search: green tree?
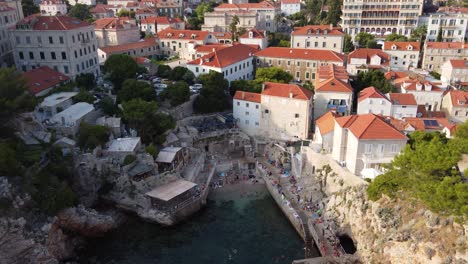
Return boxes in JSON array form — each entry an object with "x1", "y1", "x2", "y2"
[
  {"x1": 325, "y1": 0, "x2": 342, "y2": 26},
  {"x1": 343, "y1": 34, "x2": 355, "y2": 53},
  {"x1": 73, "y1": 89, "x2": 95, "y2": 104},
  {"x1": 77, "y1": 123, "x2": 109, "y2": 150},
  {"x1": 169, "y1": 66, "x2": 194, "y2": 83},
  {"x1": 385, "y1": 33, "x2": 409, "y2": 42},
  {"x1": 354, "y1": 70, "x2": 395, "y2": 93},
  {"x1": 21, "y1": 0, "x2": 39, "y2": 16},
  {"x1": 278, "y1": 40, "x2": 291, "y2": 47},
  {"x1": 366, "y1": 40, "x2": 379, "y2": 49},
  {"x1": 69, "y1": 4, "x2": 92, "y2": 21},
  {"x1": 195, "y1": 2, "x2": 214, "y2": 20},
  {"x1": 409, "y1": 25, "x2": 427, "y2": 42},
  {"x1": 355, "y1": 32, "x2": 375, "y2": 47},
  {"x1": 161, "y1": 81, "x2": 190, "y2": 106},
  {"x1": 450, "y1": 120, "x2": 468, "y2": 154},
  {"x1": 116, "y1": 9, "x2": 135, "y2": 18},
  {"x1": 187, "y1": 17, "x2": 202, "y2": 30},
  {"x1": 255, "y1": 67, "x2": 293, "y2": 83},
  {"x1": 98, "y1": 96, "x2": 119, "y2": 116},
  {"x1": 0, "y1": 68, "x2": 36, "y2": 136},
  {"x1": 0, "y1": 142, "x2": 22, "y2": 176},
  {"x1": 121, "y1": 99, "x2": 175, "y2": 144},
  {"x1": 75, "y1": 73, "x2": 95, "y2": 90},
  {"x1": 146, "y1": 143, "x2": 159, "y2": 158},
  {"x1": 117, "y1": 79, "x2": 156, "y2": 102},
  {"x1": 229, "y1": 79, "x2": 263, "y2": 95},
  {"x1": 157, "y1": 64, "x2": 172, "y2": 78},
  {"x1": 303, "y1": 0, "x2": 321, "y2": 24},
  {"x1": 193, "y1": 71, "x2": 230, "y2": 113},
  {"x1": 229, "y1": 15, "x2": 240, "y2": 41},
  {"x1": 436, "y1": 26, "x2": 443, "y2": 42},
  {"x1": 103, "y1": 54, "x2": 138, "y2": 90}
]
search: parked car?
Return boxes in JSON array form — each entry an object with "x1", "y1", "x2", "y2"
[
  {"x1": 154, "y1": 83, "x2": 167, "y2": 89},
  {"x1": 189, "y1": 83, "x2": 203, "y2": 93},
  {"x1": 152, "y1": 77, "x2": 162, "y2": 83}
]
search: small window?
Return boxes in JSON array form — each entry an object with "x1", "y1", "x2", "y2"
[
  {"x1": 255, "y1": 122, "x2": 259, "y2": 126},
  {"x1": 295, "y1": 113, "x2": 299, "y2": 118},
  {"x1": 365, "y1": 144, "x2": 372, "y2": 154},
  {"x1": 61, "y1": 52, "x2": 66, "y2": 60},
  {"x1": 29, "y1": 52, "x2": 34, "y2": 59},
  {"x1": 255, "y1": 105, "x2": 259, "y2": 109},
  {"x1": 265, "y1": 109, "x2": 269, "y2": 114},
  {"x1": 19, "y1": 51, "x2": 24, "y2": 59},
  {"x1": 40, "y1": 52, "x2": 45, "y2": 60},
  {"x1": 245, "y1": 111, "x2": 249, "y2": 115},
  {"x1": 245, "y1": 120, "x2": 249, "y2": 125},
  {"x1": 59, "y1": 36, "x2": 64, "y2": 44},
  {"x1": 48, "y1": 36, "x2": 53, "y2": 44},
  {"x1": 390, "y1": 144, "x2": 398, "y2": 153},
  {"x1": 246, "y1": 103, "x2": 249, "y2": 107},
  {"x1": 237, "y1": 102, "x2": 240, "y2": 106},
  {"x1": 51, "y1": 52, "x2": 56, "y2": 60}
]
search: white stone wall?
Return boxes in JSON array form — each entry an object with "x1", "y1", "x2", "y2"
[
  {"x1": 427, "y1": 13, "x2": 468, "y2": 42},
  {"x1": 314, "y1": 91, "x2": 353, "y2": 120},
  {"x1": 11, "y1": 25, "x2": 100, "y2": 78},
  {"x1": 403, "y1": 88, "x2": 443, "y2": 111},
  {"x1": 95, "y1": 27, "x2": 140, "y2": 47},
  {"x1": 357, "y1": 98, "x2": 392, "y2": 116},
  {"x1": 187, "y1": 57, "x2": 254, "y2": 83},
  {"x1": 69, "y1": 0, "x2": 96, "y2": 5},
  {"x1": 291, "y1": 35, "x2": 343, "y2": 53},
  {"x1": 385, "y1": 49, "x2": 419, "y2": 71},
  {"x1": 239, "y1": 36, "x2": 268, "y2": 50},
  {"x1": 0, "y1": 8, "x2": 20, "y2": 66},
  {"x1": 391, "y1": 105, "x2": 418, "y2": 118},
  {"x1": 233, "y1": 98, "x2": 261, "y2": 136},
  {"x1": 40, "y1": 3, "x2": 67, "y2": 16},
  {"x1": 281, "y1": 3, "x2": 300, "y2": 16}
]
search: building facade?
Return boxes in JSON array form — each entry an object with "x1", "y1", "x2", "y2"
[
  {"x1": 383, "y1": 41, "x2": 420, "y2": 71},
  {"x1": 10, "y1": 15, "x2": 100, "y2": 78},
  {"x1": 157, "y1": 29, "x2": 217, "y2": 59},
  {"x1": 341, "y1": 0, "x2": 424, "y2": 38},
  {"x1": 94, "y1": 17, "x2": 140, "y2": 47},
  {"x1": 0, "y1": 3, "x2": 21, "y2": 66},
  {"x1": 233, "y1": 91, "x2": 262, "y2": 136},
  {"x1": 239, "y1": 28, "x2": 268, "y2": 49},
  {"x1": 347, "y1": 48, "x2": 390, "y2": 76},
  {"x1": 422, "y1": 41, "x2": 468, "y2": 72},
  {"x1": 426, "y1": 7, "x2": 468, "y2": 43},
  {"x1": 388, "y1": 93, "x2": 418, "y2": 118},
  {"x1": 39, "y1": 0, "x2": 67, "y2": 16},
  {"x1": 357, "y1": 86, "x2": 392, "y2": 116},
  {"x1": 140, "y1": 16, "x2": 185, "y2": 34},
  {"x1": 211, "y1": 2, "x2": 278, "y2": 32},
  {"x1": 290, "y1": 25, "x2": 345, "y2": 53},
  {"x1": 441, "y1": 59, "x2": 468, "y2": 87},
  {"x1": 332, "y1": 114, "x2": 407, "y2": 176},
  {"x1": 280, "y1": 0, "x2": 300, "y2": 16},
  {"x1": 401, "y1": 80, "x2": 444, "y2": 111},
  {"x1": 97, "y1": 37, "x2": 158, "y2": 64},
  {"x1": 201, "y1": 10, "x2": 257, "y2": 32},
  {"x1": 255, "y1": 47, "x2": 345, "y2": 83},
  {"x1": 186, "y1": 43, "x2": 257, "y2": 83},
  {"x1": 441, "y1": 89, "x2": 468, "y2": 123}
]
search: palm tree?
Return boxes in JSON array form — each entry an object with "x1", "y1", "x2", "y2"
[{"x1": 229, "y1": 15, "x2": 240, "y2": 41}]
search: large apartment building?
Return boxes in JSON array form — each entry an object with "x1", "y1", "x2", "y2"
[
  {"x1": 290, "y1": 25, "x2": 345, "y2": 53},
  {"x1": 422, "y1": 41, "x2": 468, "y2": 72},
  {"x1": 426, "y1": 7, "x2": 468, "y2": 43},
  {"x1": 210, "y1": 2, "x2": 278, "y2": 32},
  {"x1": 254, "y1": 47, "x2": 345, "y2": 83},
  {"x1": 201, "y1": 10, "x2": 257, "y2": 33},
  {"x1": 341, "y1": 0, "x2": 424, "y2": 38},
  {"x1": 10, "y1": 15, "x2": 100, "y2": 78},
  {"x1": 157, "y1": 28, "x2": 217, "y2": 59},
  {"x1": 0, "y1": 2, "x2": 21, "y2": 66}
]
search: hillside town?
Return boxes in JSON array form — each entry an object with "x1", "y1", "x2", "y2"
[{"x1": 0, "y1": 0, "x2": 467, "y2": 263}]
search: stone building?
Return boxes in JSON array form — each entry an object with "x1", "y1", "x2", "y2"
[{"x1": 290, "y1": 25, "x2": 345, "y2": 53}]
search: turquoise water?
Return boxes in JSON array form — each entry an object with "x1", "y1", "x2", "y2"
[{"x1": 79, "y1": 193, "x2": 310, "y2": 264}]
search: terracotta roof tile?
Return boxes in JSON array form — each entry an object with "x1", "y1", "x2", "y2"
[
  {"x1": 383, "y1": 41, "x2": 420, "y2": 51},
  {"x1": 384, "y1": 71, "x2": 408, "y2": 80},
  {"x1": 448, "y1": 89, "x2": 468, "y2": 108},
  {"x1": 281, "y1": 0, "x2": 300, "y2": 3},
  {"x1": 22, "y1": 66, "x2": 70, "y2": 95},
  {"x1": 388, "y1": 93, "x2": 417, "y2": 105},
  {"x1": 16, "y1": 15, "x2": 91, "y2": 30},
  {"x1": 315, "y1": 78, "x2": 353, "y2": 93},
  {"x1": 194, "y1": 43, "x2": 229, "y2": 53},
  {"x1": 316, "y1": 111, "x2": 336, "y2": 135},
  {"x1": 348, "y1": 48, "x2": 390, "y2": 66},
  {"x1": 291, "y1": 25, "x2": 344, "y2": 36},
  {"x1": 358, "y1": 87, "x2": 389, "y2": 102},
  {"x1": 158, "y1": 28, "x2": 210, "y2": 41},
  {"x1": 240, "y1": 28, "x2": 266, "y2": 39},
  {"x1": 449, "y1": 59, "x2": 468, "y2": 68},
  {"x1": 261, "y1": 82, "x2": 313, "y2": 100},
  {"x1": 141, "y1": 16, "x2": 183, "y2": 24},
  {"x1": 233, "y1": 91, "x2": 261, "y2": 103},
  {"x1": 317, "y1": 64, "x2": 349, "y2": 81},
  {"x1": 255, "y1": 47, "x2": 345, "y2": 62},
  {"x1": 93, "y1": 17, "x2": 137, "y2": 30},
  {"x1": 404, "y1": 117, "x2": 451, "y2": 131},
  {"x1": 401, "y1": 80, "x2": 444, "y2": 92},
  {"x1": 187, "y1": 43, "x2": 258, "y2": 68},
  {"x1": 335, "y1": 114, "x2": 407, "y2": 140},
  {"x1": 215, "y1": 1, "x2": 276, "y2": 10},
  {"x1": 425, "y1": 41, "x2": 468, "y2": 49}
]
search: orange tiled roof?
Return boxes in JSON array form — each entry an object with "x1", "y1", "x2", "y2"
[
  {"x1": 425, "y1": 41, "x2": 468, "y2": 49},
  {"x1": 449, "y1": 59, "x2": 468, "y2": 68},
  {"x1": 315, "y1": 78, "x2": 353, "y2": 93},
  {"x1": 158, "y1": 28, "x2": 211, "y2": 41},
  {"x1": 448, "y1": 89, "x2": 468, "y2": 108},
  {"x1": 282, "y1": 0, "x2": 300, "y2": 3},
  {"x1": 291, "y1": 25, "x2": 344, "y2": 36},
  {"x1": 141, "y1": 16, "x2": 183, "y2": 24},
  {"x1": 404, "y1": 117, "x2": 451, "y2": 131},
  {"x1": 16, "y1": 15, "x2": 91, "y2": 30},
  {"x1": 194, "y1": 43, "x2": 229, "y2": 53},
  {"x1": 388, "y1": 93, "x2": 417, "y2": 105},
  {"x1": 358, "y1": 86, "x2": 389, "y2": 102},
  {"x1": 133, "y1": 57, "x2": 150, "y2": 64},
  {"x1": 335, "y1": 114, "x2": 407, "y2": 140},
  {"x1": 100, "y1": 37, "x2": 157, "y2": 54},
  {"x1": 317, "y1": 64, "x2": 348, "y2": 80},
  {"x1": 383, "y1": 41, "x2": 420, "y2": 51},
  {"x1": 384, "y1": 71, "x2": 408, "y2": 80},
  {"x1": 93, "y1": 17, "x2": 137, "y2": 30},
  {"x1": 212, "y1": 32, "x2": 232, "y2": 40},
  {"x1": 255, "y1": 47, "x2": 345, "y2": 62},
  {"x1": 233, "y1": 90, "x2": 261, "y2": 103},
  {"x1": 22, "y1": 66, "x2": 70, "y2": 95},
  {"x1": 262, "y1": 82, "x2": 313, "y2": 100},
  {"x1": 316, "y1": 111, "x2": 336, "y2": 135},
  {"x1": 348, "y1": 48, "x2": 390, "y2": 66},
  {"x1": 240, "y1": 28, "x2": 266, "y2": 39},
  {"x1": 401, "y1": 80, "x2": 444, "y2": 92},
  {"x1": 187, "y1": 43, "x2": 258, "y2": 68}
]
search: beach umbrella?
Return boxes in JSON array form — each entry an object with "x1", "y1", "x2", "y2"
[{"x1": 360, "y1": 168, "x2": 383, "y2": 179}]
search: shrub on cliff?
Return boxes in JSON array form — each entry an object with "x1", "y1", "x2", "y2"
[{"x1": 367, "y1": 129, "x2": 468, "y2": 220}]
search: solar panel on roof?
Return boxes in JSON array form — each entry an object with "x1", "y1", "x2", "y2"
[{"x1": 423, "y1": 120, "x2": 438, "y2": 127}]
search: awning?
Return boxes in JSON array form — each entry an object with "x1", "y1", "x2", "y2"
[
  {"x1": 360, "y1": 168, "x2": 383, "y2": 179},
  {"x1": 145, "y1": 179, "x2": 197, "y2": 202}
]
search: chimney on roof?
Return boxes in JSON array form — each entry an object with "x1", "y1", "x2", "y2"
[
  {"x1": 289, "y1": 91, "x2": 293, "y2": 98},
  {"x1": 385, "y1": 117, "x2": 391, "y2": 123},
  {"x1": 416, "y1": 82, "x2": 423, "y2": 91},
  {"x1": 289, "y1": 49, "x2": 292, "y2": 53},
  {"x1": 242, "y1": 91, "x2": 245, "y2": 99},
  {"x1": 261, "y1": 83, "x2": 265, "y2": 92},
  {"x1": 330, "y1": 24, "x2": 333, "y2": 30}
]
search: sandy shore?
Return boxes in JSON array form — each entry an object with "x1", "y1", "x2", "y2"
[{"x1": 209, "y1": 179, "x2": 270, "y2": 209}]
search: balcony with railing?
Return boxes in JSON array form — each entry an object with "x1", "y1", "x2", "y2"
[
  {"x1": 362, "y1": 153, "x2": 395, "y2": 164},
  {"x1": 327, "y1": 99, "x2": 348, "y2": 113}
]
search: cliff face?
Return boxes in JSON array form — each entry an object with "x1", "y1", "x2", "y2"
[
  {"x1": 325, "y1": 185, "x2": 467, "y2": 264},
  {"x1": 297, "y1": 148, "x2": 467, "y2": 264}
]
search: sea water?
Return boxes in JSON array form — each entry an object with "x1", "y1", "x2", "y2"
[{"x1": 79, "y1": 191, "x2": 311, "y2": 264}]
